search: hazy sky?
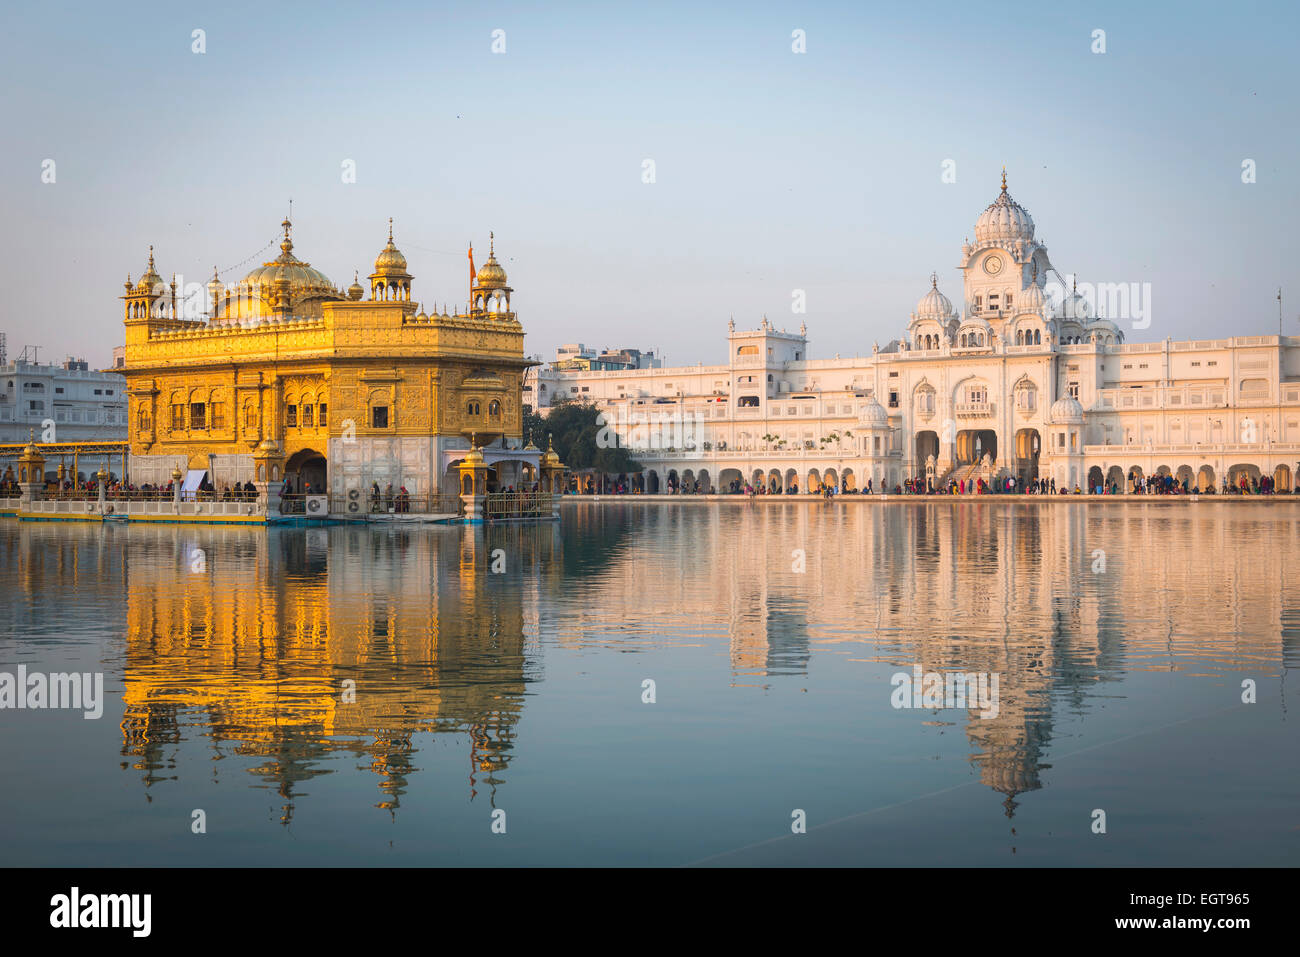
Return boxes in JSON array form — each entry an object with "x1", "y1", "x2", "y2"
[{"x1": 2, "y1": 0, "x2": 1297, "y2": 368}]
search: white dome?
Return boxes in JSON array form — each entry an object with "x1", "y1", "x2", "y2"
[
  {"x1": 1050, "y1": 396, "x2": 1084, "y2": 424},
  {"x1": 1056, "y1": 289, "x2": 1091, "y2": 320},
  {"x1": 915, "y1": 278, "x2": 956, "y2": 319},
  {"x1": 859, "y1": 399, "x2": 889, "y2": 426},
  {"x1": 1020, "y1": 280, "x2": 1046, "y2": 313},
  {"x1": 975, "y1": 176, "x2": 1035, "y2": 245}
]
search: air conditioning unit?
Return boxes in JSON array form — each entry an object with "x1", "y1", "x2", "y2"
[{"x1": 305, "y1": 495, "x2": 328, "y2": 515}]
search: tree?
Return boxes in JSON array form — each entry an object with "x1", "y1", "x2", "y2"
[{"x1": 536, "y1": 402, "x2": 641, "y2": 473}]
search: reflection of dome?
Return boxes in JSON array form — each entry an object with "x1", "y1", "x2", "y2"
[
  {"x1": 860, "y1": 399, "x2": 889, "y2": 426},
  {"x1": 975, "y1": 172, "x2": 1035, "y2": 244},
  {"x1": 1050, "y1": 396, "x2": 1084, "y2": 424},
  {"x1": 914, "y1": 275, "x2": 955, "y2": 319}
]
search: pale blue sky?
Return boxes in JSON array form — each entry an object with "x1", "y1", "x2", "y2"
[{"x1": 2, "y1": 0, "x2": 1297, "y2": 366}]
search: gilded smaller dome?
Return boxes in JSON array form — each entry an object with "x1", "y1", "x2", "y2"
[
  {"x1": 475, "y1": 233, "x2": 508, "y2": 288},
  {"x1": 347, "y1": 271, "x2": 364, "y2": 301},
  {"x1": 374, "y1": 219, "x2": 408, "y2": 273}
]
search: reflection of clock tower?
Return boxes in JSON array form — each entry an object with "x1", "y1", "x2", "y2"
[{"x1": 958, "y1": 171, "x2": 1054, "y2": 335}]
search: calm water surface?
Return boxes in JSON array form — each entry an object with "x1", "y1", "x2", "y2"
[{"x1": 0, "y1": 502, "x2": 1297, "y2": 866}]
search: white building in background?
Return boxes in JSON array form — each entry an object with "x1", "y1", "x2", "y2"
[
  {"x1": 0, "y1": 356, "x2": 128, "y2": 443},
  {"x1": 534, "y1": 175, "x2": 1300, "y2": 493}
]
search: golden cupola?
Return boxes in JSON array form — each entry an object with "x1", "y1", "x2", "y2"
[
  {"x1": 217, "y1": 218, "x2": 342, "y2": 322},
  {"x1": 471, "y1": 232, "x2": 513, "y2": 317},
  {"x1": 369, "y1": 218, "x2": 412, "y2": 302}
]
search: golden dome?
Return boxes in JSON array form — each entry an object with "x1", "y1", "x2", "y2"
[
  {"x1": 374, "y1": 218, "x2": 409, "y2": 274},
  {"x1": 220, "y1": 219, "x2": 341, "y2": 320},
  {"x1": 474, "y1": 233, "x2": 507, "y2": 288},
  {"x1": 240, "y1": 219, "x2": 336, "y2": 291},
  {"x1": 347, "y1": 271, "x2": 364, "y2": 301},
  {"x1": 137, "y1": 246, "x2": 164, "y2": 292}
]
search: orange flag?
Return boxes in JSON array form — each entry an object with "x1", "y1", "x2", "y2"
[{"x1": 468, "y1": 244, "x2": 476, "y2": 286}]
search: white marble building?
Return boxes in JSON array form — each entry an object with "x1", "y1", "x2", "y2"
[
  {"x1": 0, "y1": 356, "x2": 128, "y2": 444},
  {"x1": 535, "y1": 177, "x2": 1300, "y2": 494}
]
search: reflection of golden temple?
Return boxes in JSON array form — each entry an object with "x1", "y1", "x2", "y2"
[{"x1": 89, "y1": 522, "x2": 561, "y2": 818}]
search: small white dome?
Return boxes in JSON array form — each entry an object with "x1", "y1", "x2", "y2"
[
  {"x1": 975, "y1": 173, "x2": 1035, "y2": 245},
  {"x1": 1050, "y1": 396, "x2": 1085, "y2": 424},
  {"x1": 1020, "y1": 280, "x2": 1046, "y2": 313},
  {"x1": 859, "y1": 399, "x2": 889, "y2": 426},
  {"x1": 915, "y1": 276, "x2": 956, "y2": 319}
]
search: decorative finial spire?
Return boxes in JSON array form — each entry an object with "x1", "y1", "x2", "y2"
[
  {"x1": 147, "y1": 245, "x2": 154, "y2": 268},
  {"x1": 930, "y1": 271, "x2": 938, "y2": 288},
  {"x1": 1001, "y1": 167, "x2": 1007, "y2": 192},
  {"x1": 489, "y1": 231, "x2": 495, "y2": 255},
  {"x1": 1032, "y1": 260, "x2": 1038, "y2": 281},
  {"x1": 388, "y1": 217, "x2": 393, "y2": 243}
]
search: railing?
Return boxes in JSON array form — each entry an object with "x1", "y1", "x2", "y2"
[
  {"x1": 485, "y1": 491, "x2": 554, "y2": 520},
  {"x1": 324, "y1": 492, "x2": 463, "y2": 516}
]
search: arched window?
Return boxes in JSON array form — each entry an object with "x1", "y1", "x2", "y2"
[
  {"x1": 1033, "y1": 329, "x2": 1041, "y2": 345},
  {"x1": 488, "y1": 400, "x2": 501, "y2": 418},
  {"x1": 467, "y1": 400, "x2": 481, "y2": 416},
  {"x1": 1016, "y1": 330, "x2": 1024, "y2": 345}
]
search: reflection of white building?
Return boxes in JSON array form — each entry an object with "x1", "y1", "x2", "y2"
[
  {"x1": 535, "y1": 175, "x2": 1300, "y2": 493},
  {"x1": 0, "y1": 356, "x2": 127, "y2": 443}
]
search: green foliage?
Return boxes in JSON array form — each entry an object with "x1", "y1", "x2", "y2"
[{"x1": 537, "y1": 402, "x2": 641, "y2": 473}]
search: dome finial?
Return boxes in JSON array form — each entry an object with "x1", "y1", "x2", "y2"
[
  {"x1": 930, "y1": 271, "x2": 938, "y2": 289},
  {"x1": 489, "y1": 231, "x2": 495, "y2": 256},
  {"x1": 388, "y1": 217, "x2": 393, "y2": 243},
  {"x1": 1001, "y1": 166, "x2": 1007, "y2": 192},
  {"x1": 147, "y1": 245, "x2": 154, "y2": 269}
]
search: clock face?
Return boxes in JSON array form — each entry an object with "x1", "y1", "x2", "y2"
[{"x1": 984, "y1": 255, "x2": 1002, "y2": 276}]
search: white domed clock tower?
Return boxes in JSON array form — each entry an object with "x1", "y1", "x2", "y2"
[{"x1": 958, "y1": 171, "x2": 1054, "y2": 339}]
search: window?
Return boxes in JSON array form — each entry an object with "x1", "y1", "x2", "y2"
[
  {"x1": 137, "y1": 409, "x2": 151, "y2": 431},
  {"x1": 1068, "y1": 382, "x2": 1079, "y2": 400},
  {"x1": 28, "y1": 400, "x2": 44, "y2": 412},
  {"x1": 738, "y1": 396, "x2": 760, "y2": 407},
  {"x1": 1005, "y1": 293, "x2": 1012, "y2": 307},
  {"x1": 888, "y1": 391, "x2": 899, "y2": 408},
  {"x1": 975, "y1": 295, "x2": 982, "y2": 308},
  {"x1": 106, "y1": 389, "x2": 114, "y2": 395},
  {"x1": 211, "y1": 402, "x2": 226, "y2": 430},
  {"x1": 318, "y1": 403, "x2": 327, "y2": 427},
  {"x1": 172, "y1": 404, "x2": 184, "y2": 430},
  {"x1": 244, "y1": 404, "x2": 257, "y2": 428},
  {"x1": 301, "y1": 404, "x2": 313, "y2": 427},
  {"x1": 1191, "y1": 361, "x2": 1201, "y2": 367},
  {"x1": 286, "y1": 404, "x2": 297, "y2": 427},
  {"x1": 467, "y1": 400, "x2": 480, "y2": 416},
  {"x1": 1207, "y1": 361, "x2": 1217, "y2": 367},
  {"x1": 190, "y1": 402, "x2": 206, "y2": 430},
  {"x1": 488, "y1": 400, "x2": 501, "y2": 418},
  {"x1": 94, "y1": 389, "x2": 102, "y2": 395},
  {"x1": 55, "y1": 387, "x2": 64, "y2": 394},
  {"x1": 372, "y1": 406, "x2": 389, "y2": 428}
]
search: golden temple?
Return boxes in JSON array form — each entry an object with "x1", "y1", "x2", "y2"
[{"x1": 119, "y1": 218, "x2": 538, "y2": 500}]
